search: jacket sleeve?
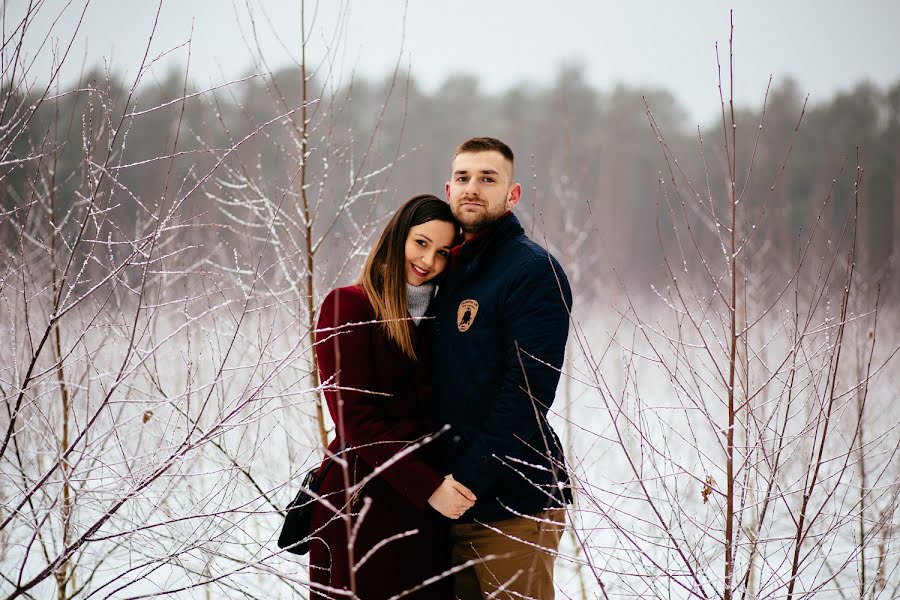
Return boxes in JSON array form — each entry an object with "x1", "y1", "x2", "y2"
[
  {"x1": 452, "y1": 256, "x2": 572, "y2": 496},
  {"x1": 315, "y1": 288, "x2": 444, "y2": 510}
]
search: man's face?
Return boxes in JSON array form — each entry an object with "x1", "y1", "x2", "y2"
[{"x1": 445, "y1": 150, "x2": 521, "y2": 237}]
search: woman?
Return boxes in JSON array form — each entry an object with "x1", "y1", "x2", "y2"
[{"x1": 309, "y1": 195, "x2": 476, "y2": 599}]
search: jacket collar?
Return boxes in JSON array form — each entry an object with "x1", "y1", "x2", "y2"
[
  {"x1": 465, "y1": 211, "x2": 521, "y2": 262},
  {"x1": 442, "y1": 212, "x2": 523, "y2": 298}
]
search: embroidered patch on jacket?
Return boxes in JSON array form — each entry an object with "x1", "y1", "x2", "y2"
[{"x1": 457, "y1": 300, "x2": 479, "y2": 332}]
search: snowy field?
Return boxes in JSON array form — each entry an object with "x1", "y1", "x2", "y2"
[{"x1": 1, "y1": 278, "x2": 896, "y2": 598}]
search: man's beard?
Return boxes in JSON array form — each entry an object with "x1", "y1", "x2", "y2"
[{"x1": 454, "y1": 202, "x2": 504, "y2": 234}]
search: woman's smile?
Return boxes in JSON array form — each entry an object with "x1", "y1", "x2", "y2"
[{"x1": 410, "y1": 263, "x2": 430, "y2": 278}]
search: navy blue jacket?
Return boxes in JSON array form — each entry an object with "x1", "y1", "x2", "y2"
[{"x1": 431, "y1": 213, "x2": 573, "y2": 523}]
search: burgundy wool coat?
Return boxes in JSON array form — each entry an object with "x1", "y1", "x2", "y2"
[{"x1": 308, "y1": 284, "x2": 451, "y2": 600}]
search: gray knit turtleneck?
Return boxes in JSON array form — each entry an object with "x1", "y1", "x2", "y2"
[{"x1": 406, "y1": 282, "x2": 435, "y2": 325}]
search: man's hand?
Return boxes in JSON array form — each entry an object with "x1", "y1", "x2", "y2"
[{"x1": 427, "y1": 474, "x2": 477, "y2": 519}]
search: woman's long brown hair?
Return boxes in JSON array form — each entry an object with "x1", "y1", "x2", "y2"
[{"x1": 359, "y1": 194, "x2": 456, "y2": 360}]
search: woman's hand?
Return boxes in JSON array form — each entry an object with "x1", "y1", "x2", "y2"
[{"x1": 427, "y1": 475, "x2": 477, "y2": 519}]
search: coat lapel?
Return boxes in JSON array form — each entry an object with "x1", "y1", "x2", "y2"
[{"x1": 439, "y1": 214, "x2": 524, "y2": 300}]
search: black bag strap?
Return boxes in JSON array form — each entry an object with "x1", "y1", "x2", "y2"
[{"x1": 312, "y1": 454, "x2": 335, "y2": 486}]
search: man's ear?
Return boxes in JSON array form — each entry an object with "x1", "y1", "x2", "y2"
[
  {"x1": 506, "y1": 183, "x2": 522, "y2": 209},
  {"x1": 445, "y1": 181, "x2": 452, "y2": 201}
]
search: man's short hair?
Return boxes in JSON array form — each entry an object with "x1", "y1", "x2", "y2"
[
  {"x1": 453, "y1": 137, "x2": 516, "y2": 177},
  {"x1": 454, "y1": 137, "x2": 514, "y2": 166}
]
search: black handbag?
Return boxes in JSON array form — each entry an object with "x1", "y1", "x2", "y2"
[{"x1": 278, "y1": 458, "x2": 334, "y2": 555}]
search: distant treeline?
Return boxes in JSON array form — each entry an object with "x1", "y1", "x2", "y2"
[{"x1": 3, "y1": 66, "x2": 898, "y2": 299}]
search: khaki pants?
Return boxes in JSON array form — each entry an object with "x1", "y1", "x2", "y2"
[{"x1": 449, "y1": 509, "x2": 566, "y2": 599}]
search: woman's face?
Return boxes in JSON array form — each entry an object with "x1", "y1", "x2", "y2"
[{"x1": 404, "y1": 219, "x2": 456, "y2": 286}]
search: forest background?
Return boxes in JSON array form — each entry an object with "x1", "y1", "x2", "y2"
[{"x1": 1, "y1": 1, "x2": 898, "y2": 599}]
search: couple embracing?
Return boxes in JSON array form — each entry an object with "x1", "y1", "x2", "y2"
[{"x1": 308, "y1": 137, "x2": 573, "y2": 599}]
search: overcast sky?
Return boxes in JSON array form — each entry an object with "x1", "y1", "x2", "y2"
[{"x1": 15, "y1": 0, "x2": 900, "y2": 125}]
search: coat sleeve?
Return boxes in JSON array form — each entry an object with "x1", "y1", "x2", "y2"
[
  {"x1": 452, "y1": 255, "x2": 572, "y2": 496},
  {"x1": 315, "y1": 288, "x2": 444, "y2": 511}
]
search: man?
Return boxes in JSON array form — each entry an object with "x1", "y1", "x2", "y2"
[{"x1": 431, "y1": 137, "x2": 573, "y2": 599}]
